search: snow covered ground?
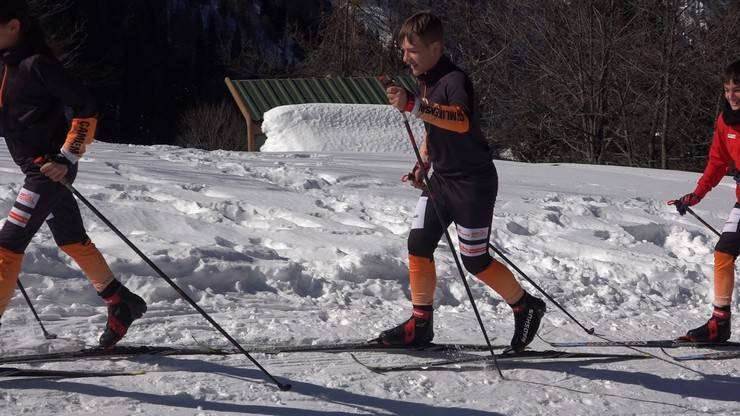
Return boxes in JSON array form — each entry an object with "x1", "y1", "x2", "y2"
[{"x1": 1, "y1": 104, "x2": 739, "y2": 415}]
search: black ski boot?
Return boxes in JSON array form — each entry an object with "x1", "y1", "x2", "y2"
[
  {"x1": 98, "y1": 279, "x2": 147, "y2": 348},
  {"x1": 379, "y1": 307, "x2": 434, "y2": 347},
  {"x1": 680, "y1": 305, "x2": 731, "y2": 342},
  {"x1": 510, "y1": 292, "x2": 546, "y2": 352}
]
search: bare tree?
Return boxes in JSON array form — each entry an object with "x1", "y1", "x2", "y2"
[
  {"x1": 176, "y1": 100, "x2": 246, "y2": 151},
  {"x1": 28, "y1": 0, "x2": 87, "y2": 68},
  {"x1": 296, "y1": 0, "x2": 403, "y2": 77},
  {"x1": 482, "y1": 0, "x2": 740, "y2": 169}
]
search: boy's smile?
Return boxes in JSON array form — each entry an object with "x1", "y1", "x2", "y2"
[
  {"x1": 401, "y1": 35, "x2": 442, "y2": 76},
  {"x1": 725, "y1": 81, "x2": 740, "y2": 111}
]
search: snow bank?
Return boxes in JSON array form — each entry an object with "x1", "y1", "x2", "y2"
[
  {"x1": 1, "y1": 139, "x2": 739, "y2": 414},
  {"x1": 260, "y1": 103, "x2": 426, "y2": 153}
]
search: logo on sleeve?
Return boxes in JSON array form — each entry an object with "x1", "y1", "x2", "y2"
[{"x1": 729, "y1": 133, "x2": 737, "y2": 140}]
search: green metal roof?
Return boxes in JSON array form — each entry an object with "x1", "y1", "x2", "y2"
[{"x1": 229, "y1": 75, "x2": 418, "y2": 122}]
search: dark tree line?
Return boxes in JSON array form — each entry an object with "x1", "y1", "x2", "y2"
[
  {"x1": 31, "y1": 0, "x2": 327, "y2": 146},
  {"x1": 297, "y1": 0, "x2": 740, "y2": 171},
  {"x1": 32, "y1": 0, "x2": 740, "y2": 170}
]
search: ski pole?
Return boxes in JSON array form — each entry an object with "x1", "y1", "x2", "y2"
[
  {"x1": 667, "y1": 200, "x2": 721, "y2": 237},
  {"x1": 381, "y1": 76, "x2": 503, "y2": 378},
  {"x1": 34, "y1": 157, "x2": 291, "y2": 391},
  {"x1": 687, "y1": 207, "x2": 721, "y2": 237},
  {"x1": 17, "y1": 279, "x2": 57, "y2": 339},
  {"x1": 486, "y1": 243, "x2": 595, "y2": 335}
]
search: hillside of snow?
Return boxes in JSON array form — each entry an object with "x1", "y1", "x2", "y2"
[{"x1": 1, "y1": 103, "x2": 739, "y2": 415}]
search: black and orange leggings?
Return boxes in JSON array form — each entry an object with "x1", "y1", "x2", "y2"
[
  {"x1": 407, "y1": 170, "x2": 524, "y2": 306},
  {"x1": 0, "y1": 165, "x2": 114, "y2": 316}
]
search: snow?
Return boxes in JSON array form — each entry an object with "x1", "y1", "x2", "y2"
[
  {"x1": 261, "y1": 103, "x2": 425, "y2": 153},
  {"x1": 1, "y1": 103, "x2": 739, "y2": 415}
]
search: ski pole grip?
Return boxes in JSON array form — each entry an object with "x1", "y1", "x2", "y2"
[
  {"x1": 379, "y1": 75, "x2": 396, "y2": 89},
  {"x1": 33, "y1": 155, "x2": 73, "y2": 188}
]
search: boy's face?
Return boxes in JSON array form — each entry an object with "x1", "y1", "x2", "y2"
[
  {"x1": 401, "y1": 35, "x2": 442, "y2": 76},
  {"x1": 726, "y1": 81, "x2": 740, "y2": 111},
  {"x1": 0, "y1": 19, "x2": 20, "y2": 50}
]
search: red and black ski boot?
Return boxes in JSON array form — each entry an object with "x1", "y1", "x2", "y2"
[
  {"x1": 98, "y1": 279, "x2": 147, "y2": 348},
  {"x1": 679, "y1": 305, "x2": 731, "y2": 342},
  {"x1": 510, "y1": 292, "x2": 546, "y2": 352},
  {"x1": 379, "y1": 306, "x2": 434, "y2": 347}
]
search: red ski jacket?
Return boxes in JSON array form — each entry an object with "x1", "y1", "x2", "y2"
[{"x1": 694, "y1": 113, "x2": 740, "y2": 202}]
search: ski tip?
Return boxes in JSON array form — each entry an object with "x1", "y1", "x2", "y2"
[{"x1": 350, "y1": 353, "x2": 387, "y2": 375}]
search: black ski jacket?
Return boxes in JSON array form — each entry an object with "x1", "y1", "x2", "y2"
[
  {"x1": 0, "y1": 35, "x2": 97, "y2": 172},
  {"x1": 408, "y1": 56, "x2": 494, "y2": 177}
]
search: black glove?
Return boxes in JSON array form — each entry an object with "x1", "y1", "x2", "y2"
[{"x1": 674, "y1": 193, "x2": 702, "y2": 216}]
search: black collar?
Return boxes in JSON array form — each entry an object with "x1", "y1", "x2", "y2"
[
  {"x1": 722, "y1": 99, "x2": 740, "y2": 126},
  {"x1": 417, "y1": 55, "x2": 457, "y2": 86}
]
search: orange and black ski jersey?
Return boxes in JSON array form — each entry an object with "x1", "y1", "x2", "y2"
[
  {"x1": 0, "y1": 36, "x2": 97, "y2": 172},
  {"x1": 693, "y1": 100, "x2": 740, "y2": 203},
  {"x1": 404, "y1": 56, "x2": 493, "y2": 176}
]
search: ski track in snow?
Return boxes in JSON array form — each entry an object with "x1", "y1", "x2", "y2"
[{"x1": 0, "y1": 140, "x2": 739, "y2": 415}]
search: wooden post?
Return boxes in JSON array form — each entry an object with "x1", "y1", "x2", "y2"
[
  {"x1": 247, "y1": 118, "x2": 257, "y2": 152},
  {"x1": 224, "y1": 77, "x2": 257, "y2": 151}
]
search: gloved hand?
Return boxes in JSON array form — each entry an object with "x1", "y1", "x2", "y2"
[
  {"x1": 402, "y1": 161, "x2": 429, "y2": 189},
  {"x1": 673, "y1": 192, "x2": 702, "y2": 215}
]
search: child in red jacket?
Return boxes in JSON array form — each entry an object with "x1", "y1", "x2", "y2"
[{"x1": 674, "y1": 60, "x2": 740, "y2": 342}]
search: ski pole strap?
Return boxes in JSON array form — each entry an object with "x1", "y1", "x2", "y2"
[{"x1": 33, "y1": 154, "x2": 73, "y2": 167}]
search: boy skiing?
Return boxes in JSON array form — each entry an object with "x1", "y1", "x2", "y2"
[
  {"x1": 0, "y1": 0, "x2": 146, "y2": 347},
  {"x1": 673, "y1": 60, "x2": 740, "y2": 342},
  {"x1": 380, "y1": 11, "x2": 546, "y2": 352}
]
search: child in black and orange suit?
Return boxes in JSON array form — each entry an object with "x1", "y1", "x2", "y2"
[
  {"x1": 380, "y1": 11, "x2": 546, "y2": 352},
  {"x1": 0, "y1": 0, "x2": 145, "y2": 347}
]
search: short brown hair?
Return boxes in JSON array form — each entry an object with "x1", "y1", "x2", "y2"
[
  {"x1": 398, "y1": 11, "x2": 443, "y2": 46},
  {"x1": 724, "y1": 60, "x2": 740, "y2": 85}
]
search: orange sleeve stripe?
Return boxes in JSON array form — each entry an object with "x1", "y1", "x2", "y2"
[
  {"x1": 417, "y1": 101, "x2": 470, "y2": 134},
  {"x1": 62, "y1": 117, "x2": 97, "y2": 162}
]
